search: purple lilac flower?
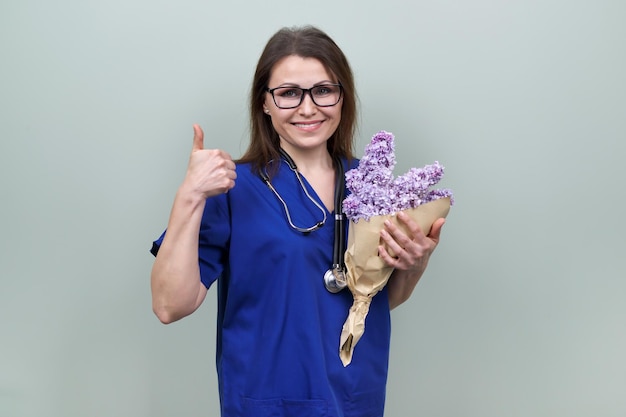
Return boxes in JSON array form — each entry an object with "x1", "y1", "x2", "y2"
[{"x1": 343, "y1": 130, "x2": 454, "y2": 222}]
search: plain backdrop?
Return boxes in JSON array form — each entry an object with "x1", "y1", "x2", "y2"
[{"x1": 1, "y1": 0, "x2": 625, "y2": 416}]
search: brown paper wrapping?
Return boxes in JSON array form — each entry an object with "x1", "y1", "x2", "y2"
[{"x1": 339, "y1": 197, "x2": 451, "y2": 366}]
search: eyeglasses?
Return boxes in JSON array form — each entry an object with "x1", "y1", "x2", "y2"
[{"x1": 266, "y1": 84, "x2": 343, "y2": 109}]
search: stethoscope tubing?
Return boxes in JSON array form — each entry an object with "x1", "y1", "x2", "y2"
[{"x1": 260, "y1": 148, "x2": 347, "y2": 290}]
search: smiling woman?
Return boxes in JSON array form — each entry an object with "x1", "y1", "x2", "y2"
[{"x1": 149, "y1": 25, "x2": 447, "y2": 417}]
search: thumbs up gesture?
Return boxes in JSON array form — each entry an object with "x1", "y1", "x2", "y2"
[{"x1": 183, "y1": 124, "x2": 237, "y2": 199}]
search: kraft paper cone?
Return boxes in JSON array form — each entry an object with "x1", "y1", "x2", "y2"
[{"x1": 339, "y1": 197, "x2": 451, "y2": 366}]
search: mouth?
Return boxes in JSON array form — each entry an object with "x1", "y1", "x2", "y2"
[{"x1": 292, "y1": 121, "x2": 324, "y2": 130}]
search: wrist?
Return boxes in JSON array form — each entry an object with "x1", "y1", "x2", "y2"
[{"x1": 175, "y1": 182, "x2": 207, "y2": 208}]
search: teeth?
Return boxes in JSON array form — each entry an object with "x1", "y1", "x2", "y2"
[{"x1": 294, "y1": 122, "x2": 321, "y2": 128}]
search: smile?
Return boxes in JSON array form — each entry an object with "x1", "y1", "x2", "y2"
[{"x1": 293, "y1": 121, "x2": 323, "y2": 129}]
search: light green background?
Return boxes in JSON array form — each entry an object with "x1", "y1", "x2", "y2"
[{"x1": 1, "y1": 0, "x2": 625, "y2": 416}]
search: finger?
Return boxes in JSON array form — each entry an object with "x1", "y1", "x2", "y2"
[
  {"x1": 192, "y1": 124, "x2": 204, "y2": 152},
  {"x1": 397, "y1": 211, "x2": 425, "y2": 241},
  {"x1": 219, "y1": 151, "x2": 235, "y2": 168},
  {"x1": 213, "y1": 151, "x2": 237, "y2": 174},
  {"x1": 380, "y1": 228, "x2": 403, "y2": 258},
  {"x1": 385, "y1": 216, "x2": 416, "y2": 248},
  {"x1": 377, "y1": 245, "x2": 395, "y2": 266}
]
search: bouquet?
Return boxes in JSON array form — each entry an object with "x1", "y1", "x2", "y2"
[{"x1": 339, "y1": 130, "x2": 454, "y2": 366}]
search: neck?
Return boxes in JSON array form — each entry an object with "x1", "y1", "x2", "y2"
[{"x1": 279, "y1": 144, "x2": 333, "y2": 175}]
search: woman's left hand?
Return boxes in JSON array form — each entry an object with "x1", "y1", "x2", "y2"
[
  {"x1": 379, "y1": 212, "x2": 445, "y2": 308},
  {"x1": 379, "y1": 212, "x2": 444, "y2": 272}
]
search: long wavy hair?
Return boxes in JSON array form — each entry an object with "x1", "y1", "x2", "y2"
[{"x1": 238, "y1": 26, "x2": 358, "y2": 174}]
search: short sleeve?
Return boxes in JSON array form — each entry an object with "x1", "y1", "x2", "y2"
[{"x1": 150, "y1": 193, "x2": 231, "y2": 289}]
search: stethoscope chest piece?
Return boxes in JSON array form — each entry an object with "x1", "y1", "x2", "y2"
[{"x1": 324, "y1": 268, "x2": 347, "y2": 293}]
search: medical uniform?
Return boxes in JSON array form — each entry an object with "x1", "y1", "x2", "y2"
[{"x1": 152, "y1": 159, "x2": 391, "y2": 417}]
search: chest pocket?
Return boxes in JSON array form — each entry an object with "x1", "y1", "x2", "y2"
[{"x1": 242, "y1": 397, "x2": 327, "y2": 417}]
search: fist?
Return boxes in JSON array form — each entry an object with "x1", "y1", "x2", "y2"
[{"x1": 184, "y1": 124, "x2": 237, "y2": 199}]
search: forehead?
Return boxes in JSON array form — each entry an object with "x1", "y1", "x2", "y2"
[{"x1": 269, "y1": 55, "x2": 335, "y2": 86}]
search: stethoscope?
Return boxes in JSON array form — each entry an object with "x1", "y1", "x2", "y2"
[{"x1": 260, "y1": 148, "x2": 348, "y2": 293}]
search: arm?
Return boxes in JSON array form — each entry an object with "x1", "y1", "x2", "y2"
[
  {"x1": 151, "y1": 125, "x2": 236, "y2": 324},
  {"x1": 378, "y1": 212, "x2": 445, "y2": 310}
]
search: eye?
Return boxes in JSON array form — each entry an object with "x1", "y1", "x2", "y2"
[
  {"x1": 313, "y1": 85, "x2": 335, "y2": 96},
  {"x1": 276, "y1": 88, "x2": 302, "y2": 98}
]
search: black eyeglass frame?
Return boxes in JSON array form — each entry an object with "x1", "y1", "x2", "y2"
[{"x1": 266, "y1": 84, "x2": 343, "y2": 109}]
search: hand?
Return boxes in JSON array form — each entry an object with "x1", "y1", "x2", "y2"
[
  {"x1": 378, "y1": 212, "x2": 445, "y2": 273},
  {"x1": 182, "y1": 124, "x2": 237, "y2": 199}
]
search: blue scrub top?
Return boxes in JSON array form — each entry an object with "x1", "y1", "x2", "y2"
[{"x1": 152, "y1": 158, "x2": 391, "y2": 417}]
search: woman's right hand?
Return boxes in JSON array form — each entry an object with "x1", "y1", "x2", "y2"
[
  {"x1": 151, "y1": 124, "x2": 233, "y2": 324},
  {"x1": 182, "y1": 124, "x2": 237, "y2": 200}
]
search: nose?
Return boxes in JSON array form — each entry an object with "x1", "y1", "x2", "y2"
[{"x1": 298, "y1": 91, "x2": 317, "y2": 115}]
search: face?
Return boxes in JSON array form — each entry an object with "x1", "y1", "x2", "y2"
[{"x1": 263, "y1": 55, "x2": 342, "y2": 155}]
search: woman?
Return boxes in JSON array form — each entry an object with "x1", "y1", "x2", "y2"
[{"x1": 150, "y1": 25, "x2": 445, "y2": 417}]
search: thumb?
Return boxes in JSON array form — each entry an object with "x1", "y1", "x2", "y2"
[
  {"x1": 428, "y1": 218, "x2": 446, "y2": 242},
  {"x1": 192, "y1": 124, "x2": 204, "y2": 151}
]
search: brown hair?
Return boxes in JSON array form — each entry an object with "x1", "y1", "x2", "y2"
[{"x1": 238, "y1": 25, "x2": 358, "y2": 173}]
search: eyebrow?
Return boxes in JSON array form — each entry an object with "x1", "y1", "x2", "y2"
[{"x1": 274, "y1": 80, "x2": 337, "y2": 88}]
